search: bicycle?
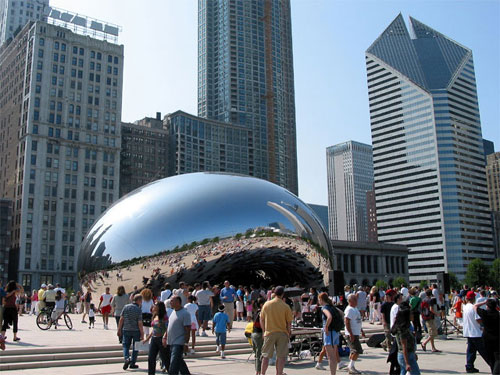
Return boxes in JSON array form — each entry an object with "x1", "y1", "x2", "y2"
[{"x1": 36, "y1": 305, "x2": 73, "y2": 330}]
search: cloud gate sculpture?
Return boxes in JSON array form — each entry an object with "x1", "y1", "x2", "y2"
[{"x1": 78, "y1": 173, "x2": 332, "y2": 294}]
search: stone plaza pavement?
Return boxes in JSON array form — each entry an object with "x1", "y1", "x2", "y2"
[{"x1": 0, "y1": 314, "x2": 492, "y2": 374}]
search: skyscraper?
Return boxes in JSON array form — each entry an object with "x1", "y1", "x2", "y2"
[
  {"x1": 0, "y1": 0, "x2": 49, "y2": 45},
  {"x1": 198, "y1": 0, "x2": 298, "y2": 194},
  {"x1": 0, "y1": 13, "x2": 123, "y2": 290},
  {"x1": 326, "y1": 141, "x2": 374, "y2": 242},
  {"x1": 366, "y1": 14, "x2": 494, "y2": 282}
]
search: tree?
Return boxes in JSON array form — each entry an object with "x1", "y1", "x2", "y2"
[
  {"x1": 375, "y1": 280, "x2": 387, "y2": 290},
  {"x1": 393, "y1": 277, "x2": 407, "y2": 287},
  {"x1": 464, "y1": 258, "x2": 490, "y2": 288},
  {"x1": 419, "y1": 279, "x2": 430, "y2": 290},
  {"x1": 448, "y1": 271, "x2": 461, "y2": 291},
  {"x1": 490, "y1": 258, "x2": 500, "y2": 290}
]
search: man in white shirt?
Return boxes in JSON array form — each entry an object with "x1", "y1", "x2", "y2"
[
  {"x1": 344, "y1": 294, "x2": 365, "y2": 375},
  {"x1": 390, "y1": 293, "x2": 403, "y2": 329},
  {"x1": 160, "y1": 283, "x2": 172, "y2": 302},
  {"x1": 462, "y1": 291, "x2": 490, "y2": 373}
]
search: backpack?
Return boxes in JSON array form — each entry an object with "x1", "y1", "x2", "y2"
[
  {"x1": 421, "y1": 299, "x2": 434, "y2": 321},
  {"x1": 323, "y1": 305, "x2": 345, "y2": 332}
]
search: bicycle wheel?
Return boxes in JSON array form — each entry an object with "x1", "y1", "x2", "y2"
[
  {"x1": 64, "y1": 313, "x2": 73, "y2": 330},
  {"x1": 36, "y1": 311, "x2": 52, "y2": 330}
]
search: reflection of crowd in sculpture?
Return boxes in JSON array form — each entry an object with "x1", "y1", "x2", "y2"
[{"x1": 82, "y1": 236, "x2": 330, "y2": 298}]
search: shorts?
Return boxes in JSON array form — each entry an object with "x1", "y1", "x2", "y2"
[
  {"x1": 262, "y1": 332, "x2": 289, "y2": 358},
  {"x1": 191, "y1": 321, "x2": 199, "y2": 330},
  {"x1": 216, "y1": 332, "x2": 227, "y2": 346},
  {"x1": 425, "y1": 319, "x2": 437, "y2": 338},
  {"x1": 322, "y1": 329, "x2": 339, "y2": 346},
  {"x1": 236, "y1": 301, "x2": 244, "y2": 313},
  {"x1": 198, "y1": 305, "x2": 212, "y2": 321},
  {"x1": 84, "y1": 302, "x2": 90, "y2": 314},
  {"x1": 346, "y1": 335, "x2": 363, "y2": 354},
  {"x1": 101, "y1": 305, "x2": 111, "y2": 314},
  {"x1": 293, "y1": 300, "x2": 301, "y2": 313}
]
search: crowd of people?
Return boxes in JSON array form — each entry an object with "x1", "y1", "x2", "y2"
[{"x1": 0, "y1": 276, "x2": 498, "y2": 375}]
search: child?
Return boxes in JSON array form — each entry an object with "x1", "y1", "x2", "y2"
[
  {"x1": 452, "y1": 295, "x2": 463, "y2": 329},
  {"x1": 212, "y1": 305, "x2": 230, "y2": 359},
  {"x1": 246, "y1": 299, "x2": 253, "y2": 322},
  {"x1": 88, "y1": 303, "x2": 96, "y2": 328},
  {"x1": 52, "y1": 290, "x2": 65, "y2": 329},
  {"x1": 184, "y1": 295, "x2": 199, "y2": 354}
]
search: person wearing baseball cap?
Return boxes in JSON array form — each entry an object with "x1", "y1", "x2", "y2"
[
  {"x1": 37, "y1": 284, "x2": 47, "y2": 312},
  {"x1": 462, "y1": 290, "x2": 490, "y2": 373}
]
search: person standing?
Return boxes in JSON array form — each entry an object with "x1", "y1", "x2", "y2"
[
  {"x1": 141, "y1": 288, "x2": 154, "y2": 337},
  {"x1": 220, "y1": 280, "x2": 237, "y2": 329},
  {"x1": 196, "y1": 281, "x2": 214, "y2": 337},
  {"x1": 111, "y1": 286, "x2": 130, "y2": 343},
  {"x1": 37, "y1": 284, "x2": 47, "y2": 313},
  {"x1": 118, "y1": 294, "x2": 144, "y2": 370},
  {"x1": 392, "y1": 302, "x2": 421, "y2": 375},
  {"x1": 408, "y1": 288, "x2": 422, "y2": 342},
  {"x1": 462, "y1": 291, "x2": 490, "y2": 373},
  {"x1": 184, "y1": 295, "x2": 199, "y2": 354},
  {"x1": 420, "y1": 289, "x2": 440, "y2": 352},
  {"x1": 81, "y1": 290, "x2": 92, "y2": 323},
  {"x1": 1, "y1": 281, "x2": 21, "y2": 342},
  {"x1": 98, "y1": 287, "x2": 113, "y2": 329},
  {"x1": 260, "y1": 286, "x2": 293, "y2": 375},
  {"x1": 167, "y1": 296, "x2": 191, "y2": 375},
  {"x1": 356, "y1": 287, "x2": 367, "y2": 321},
  {"x1": 160, "y1": 283, "x2": 172, "y2": 303},
  {"x1": 380, "y1": 290, "x2": 395, "y2": 351},
  {"x1": 475, "y1": 298, "x2": 499, "y2": 374},
  {"x1": 344, "y1": 294, "x2": 365, "y2": 375},
  {"x1": 251, "y1": 297, "x2": 266, "y2": 375},
  {"x1": 317, "y1": 292, "x2": 340, "y2": 375},
  {"x1": 212, "y1": 305, "x2": 230, "y2": 359},
  {"x1": 0, "y1": 280, "x2": 6, "y2": 326},
  {"x1": 142, "y1": 301, "x2": 170, "y2": 375}
]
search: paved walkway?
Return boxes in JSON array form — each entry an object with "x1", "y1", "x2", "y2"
[{"x1": 1, "y1": 314, "x2": 492, "y2": 374}]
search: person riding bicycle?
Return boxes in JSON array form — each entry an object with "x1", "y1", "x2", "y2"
[
  {"x1": 42, "y1": 284, "x2": 57, "y2": 311},
  {"x1": 52, "y1": 290, "x2": 66, "y2": 328}
]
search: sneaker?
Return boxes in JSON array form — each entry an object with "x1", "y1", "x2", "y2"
[
  {"x1": 338, "y1": 362, "x2": 348, "y2": 370},
  {"x1": 201, "y1": 331, "x2": 208, "y2": 337},
  {"x1": 195, "y1": 331, "x2": 200, "y2": 336},
  {"x1": 81, "y1": 320, "x2": 86, "y2": 323},
  {"x1": 348, "y1": 368, "x2": 361, "y2": 374},
  {"x1": 129, "y1": 364, "x2": 139, "y2": 369},
  {"x1": 216, "y1": 345, "x2": 220, "y2": 353},
  {"x1": 315, "y1": 362, "x2": 326, "y2": 370},
  {"x1": 190, "y1": 349, "x2": 195, "y2": 355},
  {"x1": 123, "y1": 358, "x2": 130, "y2": 370},
  {"x1": 221, "y1": 351, "x2": 225, "y2": 359}
]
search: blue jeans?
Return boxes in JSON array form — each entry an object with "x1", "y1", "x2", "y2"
[
  {"x1": 397, "y1": 351, "x2": 421, "y2": 375},
  {"x1": 122, "y1": 330, "x2": 140, "y2": 364},
  {"x1": 169, "y1": 344, "x2": 190, "y2": 374},
  {"x1": 466, "y1": 337, "x2": 490, "y2": 370}
]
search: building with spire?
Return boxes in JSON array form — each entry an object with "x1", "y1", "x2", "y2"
[{"x1": 366, "y1": 14, "x2": 494, "y2": 283}]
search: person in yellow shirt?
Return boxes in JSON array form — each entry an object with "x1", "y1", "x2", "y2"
[
  {"x1": 37, "y1": 284, "x2": 47, "y2": 312},
  {"x1": 260, "y1": 286, "x2": 293, "y2": 375}
]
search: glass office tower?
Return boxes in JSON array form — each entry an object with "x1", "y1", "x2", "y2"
[
  {"x1": 198, "y1": 0, "x2": 298, "y2": 194},
  {"x1": 366, "y1": 14, "x2": 494, "y2": 282}
]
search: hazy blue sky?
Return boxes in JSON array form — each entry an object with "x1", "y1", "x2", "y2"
[{"x1": 50, "y1": 0, "x2": 500, "y2": 205}]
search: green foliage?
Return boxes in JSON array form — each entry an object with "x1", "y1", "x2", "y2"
[
  {"x1": 393, "y1": 277, "x2": 407, "y2": 287},
  {"x1": 464, "y1": 258, "x2": 490, "y2": 287},
  {"x1": 375, "y1": 280, "x2": 387, "y2": 290},
  {"x1": 419, "y1": 279, "x2": 430, "y2": 290},
  {"x1": 448, "y1": 271, "x2": 461, "y2": 291},
  {"x1": 490, "y1": 258, "x2": 500, "y2": 290}
]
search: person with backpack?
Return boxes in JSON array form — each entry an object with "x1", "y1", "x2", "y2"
[
  {"x1": 420, "y1": 289, "x2": 441, "y2": 352},
  {"x1": 408, "y1": 288, "x2": 422, "y2": 342},
  {"x1": 316, "y1": 292, "x2": 344, "y2": 374},
  {"x1": 392, "y1": 301, "x2": 421, "y2": 375}
]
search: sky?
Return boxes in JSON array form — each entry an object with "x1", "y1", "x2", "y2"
[{"x1": 50, "y1": 0, "x2": 500, "y2": 205}]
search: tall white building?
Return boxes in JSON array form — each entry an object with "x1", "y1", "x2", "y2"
[
  {"x1": 326, "y1": 141, "x2": 374, "y2": 241},
  {"x1": 0, "y1": 0, "x2": 49, "y2": 46},
  {"x1": 366, "y1": 15, "x2": 494, "y2": 283},
  {"x1": 0, "y1": 12, "x2": 123, "y2": 290}
]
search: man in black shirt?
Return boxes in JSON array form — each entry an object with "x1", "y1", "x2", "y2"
[
  {"x1": 381, "y1": 290, "x2": 395, "y2": 351},
  {"x1": 475, "y1": 298, "x2": 499, "y2": 374}
]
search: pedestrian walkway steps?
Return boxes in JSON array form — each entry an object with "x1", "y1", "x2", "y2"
[{"x1": 0, "y1": 338, "x2": 252, "y2": 371}]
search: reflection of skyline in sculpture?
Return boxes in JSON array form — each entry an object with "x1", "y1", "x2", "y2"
[{"x1": 78, "y1": 173, "x2": 332, "y2": 289}]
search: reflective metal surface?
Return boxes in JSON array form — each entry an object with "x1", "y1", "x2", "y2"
[{"x1": 79, "y1": 173, "x2": 332, "y2": 289}]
